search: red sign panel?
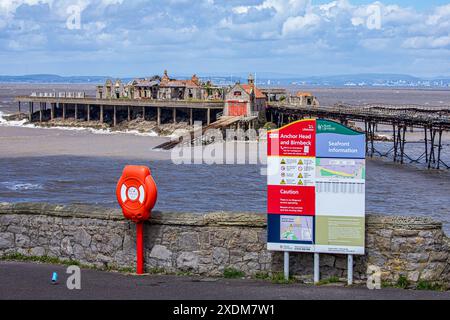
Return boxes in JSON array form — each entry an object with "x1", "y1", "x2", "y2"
[
  {"x1": 267, "y1": 185, "x2": 315, "y2": 215},
  {"x1": 268, "y1": 120, "x2": 316, "y2": 157}
]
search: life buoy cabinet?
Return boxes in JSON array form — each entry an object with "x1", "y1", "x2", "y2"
[{"x1": 116, "y1": 165, "x2": 157, "y2": 223}]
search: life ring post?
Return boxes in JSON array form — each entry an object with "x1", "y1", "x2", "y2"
[{"x1": 136, "y1": 221, "x2": 144, "y2": 275}]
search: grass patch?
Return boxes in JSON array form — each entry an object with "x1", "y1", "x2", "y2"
[
  {"x1": 1, "y1": 253, "x2": 82, "y2": 267},
  {"x1": 0, "y1": 253, "x2": 136, "y2": 274},
  {"x1": 316, "y1": 276, "x2": 340, "y2": 286},
  {"x1": 270, "y1": 272, "x2": 296, "y2": 284},
  {"x1": 223, "y1": 268, "x2": 245, "y2": 279},
  {"x1": 416, "y1": 281, "x2": 443, "y2": 291},
  {"x1": 395, "y1": 275, "x2": 410, "y2": 289},
  {"x1": 147, "y1": 267, "x2": 166, "y2": 275},
  {"x1": 253, "y1": 272, "x2": 270, "y2": 280}
]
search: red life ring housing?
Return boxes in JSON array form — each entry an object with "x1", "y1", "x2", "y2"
[{"x1": 116, "y1": 165, "x2": 157, "y2": 223}]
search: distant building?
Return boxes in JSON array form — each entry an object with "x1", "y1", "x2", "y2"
[
  {"x1": 158, "y1": 71, "x2": 203, "y2": 100},
  {"x1": 223, "y1": 74, "x2": 267, "y2": 117},
  {"x1": 260, "y1": 88, "x2": 288, "y2": 102},
  {"x1": 125, "y1": 76, "x2": 160, "y2": 100},
  {"x1": 96, "y1": 70, "x2": 223, "y2": 101},
  {"x1": 290, "y1": 91, "x2": 320, "y2": 107}
]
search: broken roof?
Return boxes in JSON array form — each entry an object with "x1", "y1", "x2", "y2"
[{"x1": 241, "y1": 84, "x2": 266, "y2": 99}]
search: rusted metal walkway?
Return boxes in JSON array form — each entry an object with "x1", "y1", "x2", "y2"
[
  {"x1": 268, "y1": 103, "x2": 450, "y2": 169},
  {"x1": 154, "y1": 116, "x2": 244, "y2": 150}
]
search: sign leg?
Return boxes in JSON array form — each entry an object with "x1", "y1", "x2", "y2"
[
  {"x1": 136, "y1": 222, "x2": 144, "y2": 275},
  {"x1": 284, "y1": 251, "x2": 289, "y2": 281},
  {"x1": 314, "y1": 253, "x2": 320, "y2": 284},
  {"x1": 347, "y1": 254, "x2": 353, "y2": 285}
]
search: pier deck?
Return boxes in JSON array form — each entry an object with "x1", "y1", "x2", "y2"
[{"x1": 14, "y1": 96, "x2": 224, "y2": 127}]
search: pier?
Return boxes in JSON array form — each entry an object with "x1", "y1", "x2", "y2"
[
  {"x1": 14, "y1": 96, "x2": 224, "y2": 127},
  {"x1": 268, "y1": 103, "x2": 450, "y2": 169},
  {"x1": 14, "y1": 94, "x2": 450, "y2": 170}
]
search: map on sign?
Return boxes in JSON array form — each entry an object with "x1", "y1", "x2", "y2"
[
  {"x1": 316, "y1": 158, "x2": 365, "y2": 182},
  {"x1": 280, "y1": 215, "x2": 313, "y2": 242}
]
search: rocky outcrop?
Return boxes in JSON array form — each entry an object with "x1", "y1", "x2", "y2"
[{"x1": 0, "y1": 203, "x2": 448, "y2": 287}]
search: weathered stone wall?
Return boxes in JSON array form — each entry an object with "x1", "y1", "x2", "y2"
[{"x1": 0, "y1": 203, "x2": 448, "y2": 287}]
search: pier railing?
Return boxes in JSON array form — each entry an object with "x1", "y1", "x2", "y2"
[{"x1": 14, "y1": 96, "x2": 224, "y2": 109}]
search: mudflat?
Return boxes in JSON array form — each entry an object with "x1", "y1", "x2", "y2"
[{"x1": 0, "y1": 126, "x2": 172, "y2": 160}]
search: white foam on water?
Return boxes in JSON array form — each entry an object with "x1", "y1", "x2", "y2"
[
  {"x1": 1, "y1": 182, "x2": 43, "y2": 191},
  {"x1": 0, "y1": 110, "x2": 159, "y2": 137}
]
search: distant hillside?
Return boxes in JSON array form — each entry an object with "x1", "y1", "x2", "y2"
[
  {"x1": 0, "y1": 74, "x2": 112, "y2": 84},
  {"x1": 0, "y1": 73, "x2": 449, "y2": 88}
]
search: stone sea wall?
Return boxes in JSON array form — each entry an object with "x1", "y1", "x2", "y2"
[{"x1": 0, "y1": 203, "x2": 448, "y2": 287}]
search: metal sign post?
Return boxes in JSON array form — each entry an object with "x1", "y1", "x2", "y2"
[
  {"x1": 347, "y1": 254, "x2": 353, "y2": 285},
  {"x1": 314, "y1": 253, "x2": 320, "y2": 284},
  {"x1": 284, "y1": 252, "x2": 289, "y2": 281}
]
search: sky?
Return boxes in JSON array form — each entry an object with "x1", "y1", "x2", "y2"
[{"x1": 0, "y1": 0, "x2": 449, "y2": 78}]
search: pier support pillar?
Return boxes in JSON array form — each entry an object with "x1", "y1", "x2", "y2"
[
  {"x1": 173, "y1": 108, "x2": 177, "y2": 123},
  {"x1": 189, "y1": 108, "x2": 193, "y2": 126},
  {"x1": 39, "y1": 103, "x2": 42, "y2": 123},
  {"x1": 437, "y1": 130, "x2": 443, "y2": 170},
  {"x1": 127, "y1": 106, "x2": 131, "y2": 122},
  {"x1": 100, "y1": 105, "x2": 104, "y2": 123},
  {"x1": 75, "y1": 104, "x2": 78, "y2": 120},
  {"x1": 424, "y1": 126, "x2": 429, "y2": 163},
  {"x1": 207, "y1": 108, "x2": 211, "y2": 125},
  {"x1": 113, "y1": 106, "x2": 117, "y2": 127},
  {"x1": 51, "y1": 103, "x2": 55, "y2": 120},
  {"x1": 18, "y1": 101, "x2": 21, "y2": 113},
  {"x1": 157, "y1": 107, "x2": 161, "y2": 126},
  {"x1": 63, "y1": 103, "x2": 66, "y2": 120},
  {"x1": 142, "y1": 107, "x2": 145, "y2": 120},
  {"x1": 87, "y1": 105, "x2": 90, "y2": 122}
]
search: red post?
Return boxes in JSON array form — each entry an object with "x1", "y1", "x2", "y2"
[{"x1": 136, "y1": 222, "x2": 144, "y2": 275}]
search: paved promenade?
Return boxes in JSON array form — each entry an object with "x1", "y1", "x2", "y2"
[{"x1": 0, "y1": 261, "x2": 449, "y2": 300}]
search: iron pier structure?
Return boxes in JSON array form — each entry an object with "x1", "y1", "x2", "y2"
[
  {"x1": 268, "y1": 103, "x2": 450, "y2": 169},
  {"x1": 14, "y1": 96, "x2": 224, "y2": 127}
]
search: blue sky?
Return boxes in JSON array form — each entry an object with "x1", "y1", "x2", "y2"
[{"x1": 0, "y1": 0, "x2": 449, "y2": 77}]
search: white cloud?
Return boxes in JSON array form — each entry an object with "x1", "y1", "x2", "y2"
[
  {"x1": 0, "y1": 0, "x2": 449, "y2": 76},
  {"x1": 282, "y1": 13, "x2": 320, "y2": 36},
  {"x1": 403, "y1": 36, "x2": 450, "y2": 49}
]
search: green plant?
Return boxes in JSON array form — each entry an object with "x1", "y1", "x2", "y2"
[
  {"x1": 0, "y1": 253, "x2": 136, "y2": 274},
  {"x1": 416, "y1": 281, "x2": 443, "y2": 291},
  {"x1": 316, "y1": 276, "x2": 340, "y2": 286},
  {"x1": 395, "y1": 275, "x2": 410, "y2": 289},
  {"x1": 148, "y1": 267, "x2": 166, "y2": 275},
  {"x1": 223, "y1": 268, "x2": 245, "y2": 279},
  {"x1": 253, "y1": 272, "x2": 270, "y2": 280},
  {"x1": 270, "y1": 272, "x2": 295, "y2": 284},
  {"x1": 1, "y1": 253, "x2": 81, "y2": 267},
  {"x1": 263, "y1": 122, "x2": 276, "y2": 129}
]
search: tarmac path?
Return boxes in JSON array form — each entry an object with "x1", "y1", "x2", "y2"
[{"x1": 0, "y1": 261, "x2": 449, "y2": 300}]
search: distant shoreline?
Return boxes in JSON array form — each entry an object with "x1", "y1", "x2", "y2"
[{"x1": 1, "y1": 82, "x2": 450, "y2": 91}]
